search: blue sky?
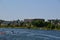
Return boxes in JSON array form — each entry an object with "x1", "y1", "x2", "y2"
[{"x1": 0, "y1": 0, "x2": 60, "y2": 20}]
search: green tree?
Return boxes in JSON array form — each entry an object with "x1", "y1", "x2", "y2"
[
  {"x1": 32, "y1": 20, "x2": 44, "y2": 27},
  {"x1": 0, "y1": 20, "x2": 4, "y2": 27}
]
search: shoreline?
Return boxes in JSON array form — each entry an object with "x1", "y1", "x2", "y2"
[{"x1": 0, "y1": 26, "x2": 60, "y2": 31}]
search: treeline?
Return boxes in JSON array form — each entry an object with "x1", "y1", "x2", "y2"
[
  {"x1": 0, "y1": 19, "x2": 60, "y2": 30},
  {"x1": 20, "y1": 19, "x2": 60, "y2": 30},
  {"x1": 32, "y1": 20, "x2": 60, "y2": 30}
]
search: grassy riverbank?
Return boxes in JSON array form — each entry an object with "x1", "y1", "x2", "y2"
[{"x1": 0, "y1": 26, "x2": 60, "y2": 30}]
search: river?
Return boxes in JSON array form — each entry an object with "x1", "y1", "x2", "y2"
[{"x1": 0, "y1": 28, "x2": 60, "y2": 40}]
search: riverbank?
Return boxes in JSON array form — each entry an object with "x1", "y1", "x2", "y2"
[{"x1": 0, "y1": 26, "x2": 60, "y2": 30}]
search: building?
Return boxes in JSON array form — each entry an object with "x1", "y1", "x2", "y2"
[
  {"x1": 48, "y1": 19, "x2": 60, "y2": 25},
  {"x1": 24, "y1": 18, "x2": 45, "y2": 23},
  {"x1": 1, "y1": 19, "x2": 21, "y2": 26},
  {"x1": 1, "y1": 21, "x2": 11, "y2": 26}
]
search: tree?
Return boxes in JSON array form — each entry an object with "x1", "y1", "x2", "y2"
[
  {"x1": 32, "y1": 20, "x2": 44, "y2": 27},
  {"x1": 0, "y1": 20, "x2": 4, "y2": 26}
]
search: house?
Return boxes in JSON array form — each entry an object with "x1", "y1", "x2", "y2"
[
  {"x1": 24, "y1": 19, "x2": 33, "y2": 23},
  {"x1": 1, "y1": 21, "x2": 11, "y2": 26},
  {"x1": 24, "y1": 18, "x2": 45, "y2": 23},
  {"x1": 10, "y1": 20, "x2": 21, "y2": 26},
  {"x1": 0, "y1": 20, "x2": 4, "y2": 24},
  {"x1": 48, "y1": 19, "x2": 60, "y2": 25},
  {"x1": 1, "y1": 19, "x2": 21, "y2": 27}
]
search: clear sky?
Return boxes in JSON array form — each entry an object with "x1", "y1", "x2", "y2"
[{"x1": 0, "y1": 0, "x2": 60, "y2": 20}]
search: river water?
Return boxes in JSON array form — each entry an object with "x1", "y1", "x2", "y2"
[{"x1": 0, "y1": 28, "x2": 60, "y2": 40}]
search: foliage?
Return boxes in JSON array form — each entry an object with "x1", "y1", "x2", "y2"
[
  {"x1": 0, "y1": 19, "x2": 60, "y2": 30},
  {"x1": 32, "y1": 20, "x2": 45, "y2": 27}
]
